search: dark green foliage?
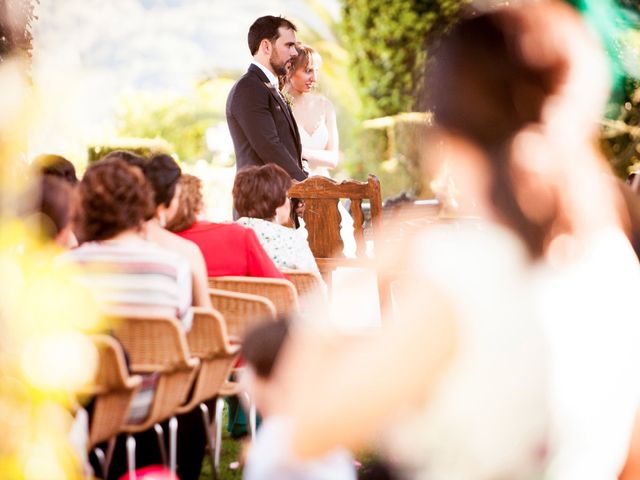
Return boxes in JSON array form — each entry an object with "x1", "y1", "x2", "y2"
[
  {"x1": 339, "y1": 0, "x2": 466, "y2": 198},
  {"x1": 601, "y1": 78, "x2": 640, "y2": 178},
  {"x1": 87, "y1": 138, "x2": 173, "y2": 164},
  {"x1": 340, "y1": 0, "x2": 466, "y2": 119}
]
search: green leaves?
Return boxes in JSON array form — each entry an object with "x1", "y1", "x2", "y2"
[{"x1": 340, "y1": 0, "x2": 465, "y2": 119}]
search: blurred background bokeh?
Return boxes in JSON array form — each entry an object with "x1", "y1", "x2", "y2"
[{"x1": 3, "y1": 0, "x2": 640, "y2": 476}]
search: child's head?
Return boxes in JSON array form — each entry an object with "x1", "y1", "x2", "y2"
[{"x1": 241, "y1": 319, "x2": 289, "y2": 416}]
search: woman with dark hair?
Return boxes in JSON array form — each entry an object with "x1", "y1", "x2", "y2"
[
  {"x1": 168, "y1": 173, "x2": 285, "y2": 279},
  {"x1": 141, "y1": 154, "x2": 212, "y2": 309},
  {"x1": 64, "y1": 158, "x2": 192, "y2": 328},
  {"x1": 234, "y1": 164, "x2": 319, "y2": 274},
  {"x1": 279, "y1": 3, "x2": 640, "y2": 479},
  {"x1": 32, "y1": 175, "x2": 78, "y2": 249},
  {"x1": 32, "y1": 153, "x2": 78, "y2": 185}
]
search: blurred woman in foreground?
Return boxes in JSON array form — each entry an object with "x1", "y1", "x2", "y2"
[{"x1": 279, "y1": 2, "x2": 640, "y2": 479}]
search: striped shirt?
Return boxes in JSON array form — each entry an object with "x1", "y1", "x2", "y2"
[{"x1": 63, "y1": 238, "x2": 193, "y2": 330}]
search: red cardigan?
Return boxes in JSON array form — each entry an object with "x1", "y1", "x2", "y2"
[{"x1": 176, "y1": 221, "x2": 285, "y2": 279}]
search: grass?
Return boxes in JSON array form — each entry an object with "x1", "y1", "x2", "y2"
[
  {"x1": 197, "y1": 404, "x2": 387, "y2": 479},
  {"x1": 199, "y1": 404, "x2": 242, "y2": 480}
]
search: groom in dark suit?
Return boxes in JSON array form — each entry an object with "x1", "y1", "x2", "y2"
[{"x1": 226, "y1": 15, "x2": 308, "y2": 182}]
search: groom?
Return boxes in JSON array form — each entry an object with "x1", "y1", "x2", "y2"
[{"x1": 226, "y1": 15, "x2": 308, "y2": 182}]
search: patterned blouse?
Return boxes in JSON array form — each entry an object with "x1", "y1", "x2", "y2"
[{"x1": 236, "y1": 217, "x2": 319, "y2": 275}]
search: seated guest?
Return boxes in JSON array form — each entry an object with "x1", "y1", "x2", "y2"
[
  {"x1": 234, "y1": 164, "x2": 319, "y2": 274},
  {"x1": 166, "y1": 174, "x2": 205, "y2": 232},
  {"x1": 242, "y1": 319, "x2": 356, "y2": 480},
  {"x1": 131, "y1": 153, "x2": 212, "y2": 309},
  {"x1": 27, "y1": 175, "x2": 78, "y2": 249},
  {"x1": 64, "y1": 158, "x2": 193, "y2": 329},
  {"x1": 167, "y1": 174, "x2": 285, "y2": 279},
  {"x1": 32, "y1": 153, "x2": 78, "y2": 185},
  {"x1": 100, "y1": 149, "x2": 148, "y2": 170}
]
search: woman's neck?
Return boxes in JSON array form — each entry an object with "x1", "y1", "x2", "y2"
[
  {"x1": 285, "y1": 84, "x2": 305, "y2": 101},
  {"x1": 103, "y1": 228, "x2": 145, "y2": 243}
]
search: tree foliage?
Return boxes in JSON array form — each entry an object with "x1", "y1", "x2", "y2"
[
  {"x1": 340, "y1": 0, "x2": 466, "y2": 120},
  {"x1": 115, "y1": 78, "x2": 236, "y2": 164}
]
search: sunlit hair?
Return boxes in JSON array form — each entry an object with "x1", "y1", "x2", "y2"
[
  {"x1": 286, "y1": 44, "x2": 321, "y2": 84},
  {"x1": 32, "y1": 154, "x2": 78, "y2": 185},
  {"x1": 74, "y1": 159, "x2": 154, "y2": 242},
  {"x1": 233, "y1": 164, "x2": 292, "y2": 220},
  {"x1": 166, "y1": 174, "x2": 204, "y2": 233},
  {"x1": 425, "y1": 2, "x2": 610, "y2": 259}
]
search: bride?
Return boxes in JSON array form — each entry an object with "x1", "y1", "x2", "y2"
[{"x1": 284, "y1": 45, "x2": 356, "y2": 257}]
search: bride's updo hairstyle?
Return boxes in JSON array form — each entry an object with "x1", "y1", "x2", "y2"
[
  {"x1": 424, "y1": 1, "x2": 612, "y2": 259},
  {"x1": 284, "y1": 44, "x2": 321, "y2": 86}
]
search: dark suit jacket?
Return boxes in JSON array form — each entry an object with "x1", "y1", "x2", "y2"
[{"x1": 226, "y1": 64, "x2": 307, "y2": 181}]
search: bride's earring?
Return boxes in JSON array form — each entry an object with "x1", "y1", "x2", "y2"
[{"x1": 159, "y1": 211, "x2": 167, "y2": 228}]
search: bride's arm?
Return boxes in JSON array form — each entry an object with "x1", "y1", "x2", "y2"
[
  {"x1": 277, "y1": 272, "x2": 458, "y2": 457},
  {"x1": 302, "y1": 99, "x2": 340, "y2": 170}
]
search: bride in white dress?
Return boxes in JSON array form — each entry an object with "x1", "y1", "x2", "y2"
[{"x1": 284, "y1": 45, "x2": 356, "y2": 257}]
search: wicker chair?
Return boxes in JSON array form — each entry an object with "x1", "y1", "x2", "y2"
[
  {"x1": 208, "y1": 276, "x2": 298, "y2": 317},
  {"x1": 176, "y1": 307, "x2": 240, "y2": 479},
  {"x1": 113, "y1": 315, "x2": 200, "y2": 476},
  {"x1": 280, "y1": 269, "x2": 324, "y2": 297},
  {"x1": 87, "y1": 335, "x2": 142, "y2": 478},
  {"x1": 209, "y1": 288, "x2": 277, "y2": 342},
  {"x1": 206, "y1": 288, "x2": 278, "y2": 474}
]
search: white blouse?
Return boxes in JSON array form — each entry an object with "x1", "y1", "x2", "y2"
[{"x1": 236, "y1": 217, "x2": 320, "y2": 275}]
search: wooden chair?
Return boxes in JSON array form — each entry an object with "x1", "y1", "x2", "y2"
[
  {"x1": 288, "y1": 174, "x2": 389, "y2": 311},
  {"x1": 112, "y1": 315, "x2": 200, "y2": 476},
  {"x1": 208, "y1": 276, "x2": 298, "y2": 317},
  {"x1": 177, "y1": 307, "x2": 240, "y2": 479},
  {"x1": 86, "y1": 335, "x2": 142, "y2": 478}
]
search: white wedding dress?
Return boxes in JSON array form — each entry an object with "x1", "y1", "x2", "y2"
[{"x1": 300, "y1": 114, "x2": 357, "y2": 257}]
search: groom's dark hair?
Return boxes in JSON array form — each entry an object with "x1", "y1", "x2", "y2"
[{"x1": 248, "y1": 15, "x2": 297, "y2": 56}]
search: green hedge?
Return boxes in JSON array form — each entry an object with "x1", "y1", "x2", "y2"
[{"x1": 87, "y1": 137, "x2": 174, "y2": 164}]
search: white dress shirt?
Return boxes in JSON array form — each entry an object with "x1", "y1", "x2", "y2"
[{"x1": 251, "y1": 60, "x2": 279, "y2": 90}]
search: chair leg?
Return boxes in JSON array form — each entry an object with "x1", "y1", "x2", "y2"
[
  {"x1": 93, "y1": 447, "x2": 105, "y2": 478},
  {"x1": 200, "y1": 402, "x2": 218, "y2": 480},
  {"x1": 168, "y1": 416, "x2": 178, "y2": 475},
  {"x1": 104, "y1": 437, "x2": 116, "y2": 479},
  {"x1": 214, "y1": 397, "x2": 225, "y2": 474},
  {"x1": 154, "y1": 423, "x2": 168, "y2": 466},
  {"x1": 126, "y1": 434, "x2": 136, "y2": 478},
  {"x1": 243, "y1": 391, "x2": 257, "y2": 440}
]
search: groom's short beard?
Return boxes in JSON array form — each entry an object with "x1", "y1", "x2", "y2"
[{"x1": 270, "y1": 59, "x2": 287, "y2": 77}]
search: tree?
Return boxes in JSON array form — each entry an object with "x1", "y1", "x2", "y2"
[
  {"x1": 340, "y1": 0, "x2": 466, "y2": 120},
  {"x1": 338, "y1": 0, "x2": 467, "y2": 198}
]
